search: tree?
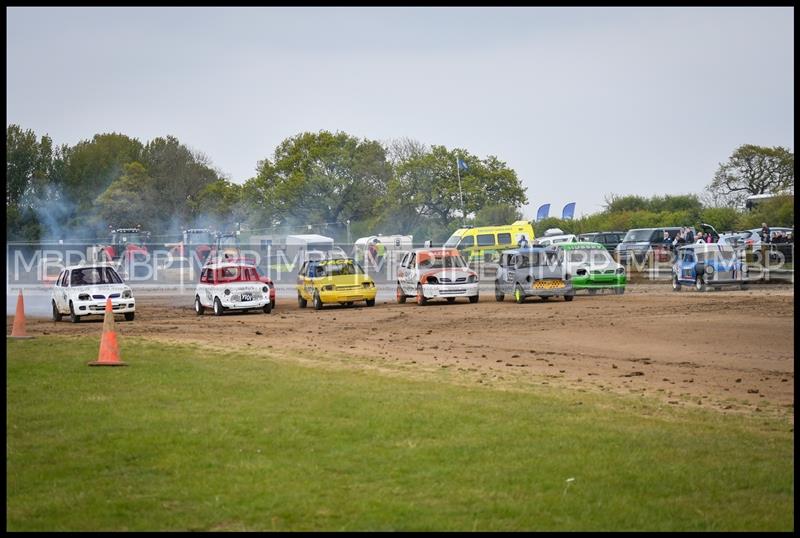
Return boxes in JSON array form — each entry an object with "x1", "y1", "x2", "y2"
[
  {"x1": 95, "y1": 162, "x2": 160, "y2": 228},
  {"x1": 707, "y1": 145, "x2": 794, "y2": 207},
  {"x1": 473, "y1": 203, "x2": 523, "y2": 226},
  {"x1": 244, "y1": 131, "x2": 392, "y2": 227},
  {"x1": 190, "y1": 179, "x2": 245, "y2": 230}
]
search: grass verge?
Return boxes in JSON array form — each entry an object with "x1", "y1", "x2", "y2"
[{"x1": 6, "y1": 337, "x2": 794, "y2": 531}]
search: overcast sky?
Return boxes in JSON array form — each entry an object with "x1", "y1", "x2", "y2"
[{"x1": 6, "y1": 6, "x2": 794, "y2": 218}]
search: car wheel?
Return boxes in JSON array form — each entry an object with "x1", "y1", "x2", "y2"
[
  {"x1": 298, "y1": 293, "x2": 307, "y2": 309},
  {"x1": 695, "y1": 275, "x2": 706, "y2": 292},
  {"x1": 213, "y1": 297, "x2": 224, "y2": 316},
  {"x1": 124, "y1": 312, "x2": 135, "y2": 322},
  {"x1": 447, "y1": 297, "x2": 456, "y2": 303},
  {"x1": 195, "y1": 296, "x2": 205, "y2": 315},
  {"x1": 396, "y1": 283, "x2": 407, "y2": 304},
  {"x1": 52, "y1": 301, "x2": 62, "y2": 322},
  {"x1": 416, "y1": 285, "x2": 427, "y2": 306},
  {"x1": 263, "y1": 300, "x2": 272, "y2": 314},
  {"x1": 69, "y1": 301, "x2": 80, "y2": 323},
  {"x1": 514, "y1": 284, "x2": 525, "y2": 304},
  {"x1": 614, "y1": 287, "x2": 625, "y2": 295},
  {"x1": 494, "y1": 282, "x2": 504, "y2": 302},
  {"x1": 740, "y1": 283, "x2": 749, "y2": 291},
  {"x1": 468, "y1": 294, "x2": 479, "y2": 304},
  {"x1": 672, "y1": 275, "x2": 681, "y2": 291},
  {"x1": 564, "y1": 294, "x2": 574, "y2": 302},
  {"x1": 366, "y1": 298, "x2": 375, "y2": 307},
  {"x1": 313, "y1": 291, "x2": 323, "y2": 310},
  {"x1": 271, "y1": 299, "x2": 276, "y2": 310}
]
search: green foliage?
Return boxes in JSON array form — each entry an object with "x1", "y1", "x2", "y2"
[
  {"x1": 94, "y1": 162, "x2": 159, "y2": 228},
  {"x1": 472, "y1": 203, "x2": 523, "y2": 227},
  {"x1": 191, "y1": 179, "x2": 245, "y2": 230},
  {"x1": 708, "y1": 145, "x2": 794, "y2": 207},
  {"x1": 736, "y1": 195, "x2": 794, "y2": 229},
  {"x1": 700, "y1": 207, "x2": 740, "y2": 233}
]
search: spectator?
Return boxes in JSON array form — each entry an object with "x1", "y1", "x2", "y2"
[
  {"x1": 685, "y1": 227, "x2": 695, "y2": 243},
  {"x1": 695, "y1": 232, "x2": 706, "y2": 244},
  {"x1": 760, "y1": 222, "x2": 771, "y2": 244}
]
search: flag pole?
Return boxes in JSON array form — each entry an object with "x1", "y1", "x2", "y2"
[{"x1": 455, "y1": 156, "x2": 465, "y2": 225}]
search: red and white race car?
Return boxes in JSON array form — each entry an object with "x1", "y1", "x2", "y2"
[
  {"x1": 194, "y1": 262, "x2": 272, "y2": 316},
  {"x1": 396, "y1": 248, "x2": 480, "y2": 305}
]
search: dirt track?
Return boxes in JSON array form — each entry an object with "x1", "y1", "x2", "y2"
[{"x1": 12, "y1": 283, "x2": 794, "y2": 419}]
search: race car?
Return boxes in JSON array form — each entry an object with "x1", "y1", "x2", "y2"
[
  {"x1": 195, "y1": 262, "x2": 272, "y2": 316},
  {"x1": 672, "y1": 243, "x2": 749, "y2": 292},
  {"x1": 557, "y1": 241, "x2": 626, "y2": 295},
  {"x1": 495, "y1": 247, "x2": 574, "y2": 303},
  {"x1": 296, "y1": 257, "x2": 377, "y2": 310},
  {"x1": 51, "y1": 264, "x2": 136, "y2": 323},
  {"x1": 396, "y1": 248, "x2": 479, "y2": 305}
]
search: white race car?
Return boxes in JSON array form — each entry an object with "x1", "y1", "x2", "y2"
[
  {"x1": 396, "y1": 248, "x2": 480, "y2": 305},
  {"x1": 195, "y1": 262, "x2": 272, "y2": 316},
  {"x1": 51, "y1": 264, "x2": 136, "y2": 323}
]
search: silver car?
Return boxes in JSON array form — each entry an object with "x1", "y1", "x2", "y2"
[{"x1": 495, "y1": 247, "x2": 575, "y2": 303}]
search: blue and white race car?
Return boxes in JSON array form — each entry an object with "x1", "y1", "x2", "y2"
[{"x1": 672, "y1": 243, "x2": 749, "y2": 292}]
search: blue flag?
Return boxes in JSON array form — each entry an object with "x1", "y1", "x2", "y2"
[
  {"x1": 562, "y1": 202, "x2": 576, "y2": 220},
  {"x1": 457, "y1": 158, "x2": 469, "y2": 172},
  {"x1": 535, "y1": 203, "x2": 551, "y2": 222}
]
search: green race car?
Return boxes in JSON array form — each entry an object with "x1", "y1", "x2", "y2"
[{"x1": 557, "y1": 242, "x2": 627, "y2": 295}]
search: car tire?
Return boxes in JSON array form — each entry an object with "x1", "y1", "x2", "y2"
[
  {"x1": 396, "y1": 283, "x2": 407, "y2": 304},
  {"x1": 366, "y1": 298, "x2": 375, "y2": 307},
  {"x1": 195, "y1": 296, "x2": 205, "y2": 315},
  {"x1": 564, "y1": 294, "x2": 574, "y2": 302},
  {"x1": 469, "y1": 294, "x2": 479, "y2": 304},
  {"x1": 271, "y1": 299, "x2": 276, "y2": 310},
  {"x1": 695, "y1": 275, "x2": 706, "y2": 292},
  {"x1": 298, "y1": 293, "x2": 307, "y2": 308},
  {"x1": 69, "y1": 301, "x2": 80, "y2": 323},
  {"x1": 614, "y1": 287, "x2": 625, "y2": 295},
  {"x1": 672, "y1": 275, "x2": 681, "y2": 292},
  {"x1": 124, "y1": 312, "x2": 135, "y2": 322},
  {"x1": 263, "y1": 301, "x2": 272, "y2": 314},
  {"x1": 494, "y1": 282, "x2": 504, "y2": 302},
  {"x1": 514, "y1": 284, "x2": 525, "y2": 304},
  {"x1": 52, "y1": 301, "x2": 62, "y2": 322},
  {"x1": 313, "y1": 292, "x2": 323, "y2": 310},
  {"x1": 416, "y1": 285, "x2": 427, "y2": 306},
  {"x1": 740, "y1": 283, "x2": 749, "y2": 291},
  {"x1": 447, "y1": 297, "x2": 456, "y2": 303},
  {"x1": 213, "y1": 297, "x2": 224, "y2": 316}
]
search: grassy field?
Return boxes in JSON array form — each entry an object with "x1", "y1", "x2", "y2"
[{"x1": 6, "y1": 337, "x2": 794, "y2": 531}]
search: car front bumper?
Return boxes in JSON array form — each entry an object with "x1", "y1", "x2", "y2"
[
  {"x1": 319, "y1": 287, "x2": 378, "y2": 304},
  {"x1": 422, "y1": 282, "x2": 480, "y2": 298},
  {"x1": 75, "y1": 298, "x2": 136, "y2": 316}
]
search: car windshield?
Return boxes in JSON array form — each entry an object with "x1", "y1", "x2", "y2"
[
  {"x1": 623, "y1": 229, "x2": 654, "y2": 242},
  {"x1": 70, "y1": 267, "x2": 122, "y2": 286},
  {"x1": 214, "y1": 266, "x2": 260, "y2": 282},
  {"x1": 443, "y1": 234, "x2": 461, "y2": 248},
  {"x1": 567, "y1": 248, "x2": 613, "y2": 265},
  {"x1": 310, "y1": 260, "x2": 365, "y2": 277},
  {"x1": 419, "y1": 254, "x2": 466, "y2": 269}
]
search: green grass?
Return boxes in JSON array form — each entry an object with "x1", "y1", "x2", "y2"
[{"x1": 6, "y1": 337, "x2": 794, "y2": 531}]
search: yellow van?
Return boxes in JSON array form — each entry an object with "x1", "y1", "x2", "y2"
[{"x1": 443, "y1": 221, "x2": 535, "y2": 263}]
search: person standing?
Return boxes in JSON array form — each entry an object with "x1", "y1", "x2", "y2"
[
  {"x1": 685, "y1": 226, "x2": 695, "y2": 243},
  {"x1": 760, "y1": 222, "x2": 771, "y2": 244}
]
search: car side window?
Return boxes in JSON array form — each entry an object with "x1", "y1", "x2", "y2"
[
  {"x1": 459, "y1": 236, "x2": 475, "y2": 248},
  {"x1": 408, "y1": 253, "x2": 416, "y2": 269},
  {"x1": 477, "y1": 234, "x2": 495, "y2": 247},
  {"x1": 497, "y1": 233, "x2": 512, "y2": 245},
  {"x1": 56, "y1": 271, "x2": 65, "y2": 287}
]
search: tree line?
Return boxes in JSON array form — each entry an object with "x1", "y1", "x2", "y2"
[{"x1": 6, "y1": 124, "x2": 793, "y2": 243}]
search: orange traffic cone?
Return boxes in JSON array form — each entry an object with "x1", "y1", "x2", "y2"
[
  {"x1": 88, "y1": 298, "x2": 127, "y2": 367},
  {"x1": 8, "y1": 290, "x2": 34, "y2": 339}
]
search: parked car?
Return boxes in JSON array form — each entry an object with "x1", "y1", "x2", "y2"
[
  {"x1": 495, "y1": 246, "x2": 574, "y2": 303},
  {"x1": 535, "y1": 234, "x2": 577, "y2": 247},
  {"x1": 745, "y1": 227, "x2": 794, "y2": 247},
  {"x1": 577, "y1": 231, "x2": 625, "y2": 252},
  {"x1": 396, "y1": 248, "x2": 479, "y2": 305},
  {"x1": 195, "y1": 263, "x2": 272, "y2": 316},
  {"x1": 297, "y1": 257, "x2": 376, "y2": 310},
  {"x1": 615, "y1": 227, "x2": 681, "y2": 263},
  {"x1": 51, "y1": 264, "x2": 135, "y2": 323},
  {"x1": 557, "y1": 242, "x2": 626, "y2": 295},
  {"x1": 672, "y1": 243, "x2": 749, "y2": 292}
]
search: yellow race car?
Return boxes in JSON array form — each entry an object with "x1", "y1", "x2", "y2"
[{"x1": 296, "y1": 257, "x2": 377, "y2": 310}]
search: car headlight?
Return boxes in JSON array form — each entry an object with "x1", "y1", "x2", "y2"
[
  {"x1": 123, "y1": 289, "x2": 132, "y2": 298},
  {"x1": 616, "y1": 267, "x2": 625, "y2": 274},
  {"x1": 705, "y1": 266, "x2": 714, "y2": 274},
  {"x1": 576, "y1": 268, "x2": 587, "y2": 276},
  {"x1": 426, "y1": 276, "x2": 439, "y2": 284},
  {"x1": 322, "y1": 284, "x2": 335, "y2": 291},
  {"x1": 467, "y1": 274, "x2": 477, "y2": 283},
  {"x1": 78, "y1": 293, "x2": 90, "y2": 301},
  {"x1": 262, "y1": 286, "x2": 269, "y2": 293},
  {"x1": 224, "y1": 288, "x2": 231, "y2": 295},
  {"x1": 362, "y1": 282, "x2": 374, "y2": 288}
]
